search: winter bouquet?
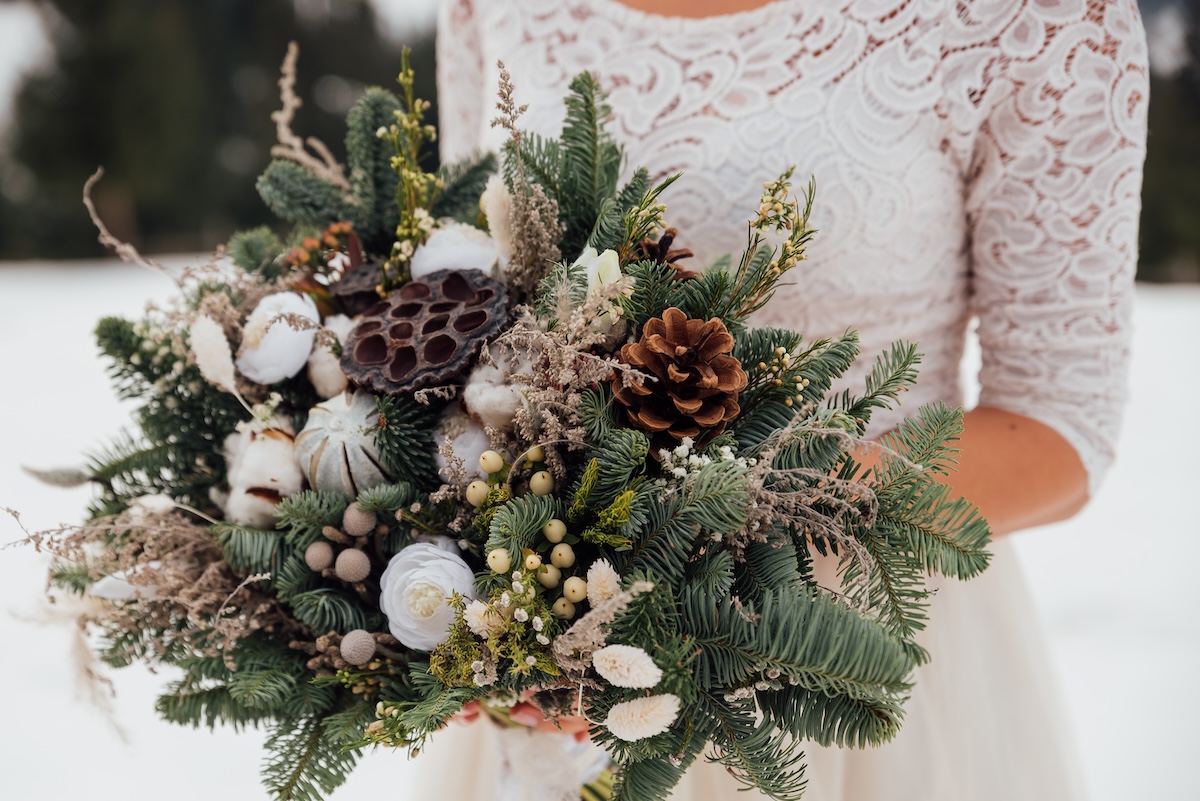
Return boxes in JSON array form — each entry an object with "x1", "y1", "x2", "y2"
[{"x1": 23, "y1": 46, "x2": 991, "y2": 801}]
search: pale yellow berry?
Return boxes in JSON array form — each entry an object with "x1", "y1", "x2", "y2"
[
  {"x1": 529, "y1": 470, "x2": 554, "y2": 496},
  {"x1": 550, "y1": 543, "x2": 576, "y2": 568},
  {"x1": 524, "y1": 552, "x2": 542, "y2": 571},
  {"x1": 466, "y1": 480, "x2": 490, "y2": 507},
  {"x1": 543, "y1": 518, "x2": 567, "y2": 544},
  {"x1": 479, "y1": 450, "x2": 504, "y2": 474},
  {"x1": 537, "y1": 563, "x2": 562, "y2": 588},
  {"x1": 487, "y1": 548, "x2": 512, "y2": 574},
  {"x1": 552, "y1": 597, "x2": 576, "y2": 619},
  {"x1": 525, "y1": 445, "x2": 545, "y2": 463},
  {"x1": 562, "y1": 576, "x2": 588, "y2": 603}
]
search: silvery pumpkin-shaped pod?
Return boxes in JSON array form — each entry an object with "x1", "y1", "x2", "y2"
[{"x1": 295, "y1": 389, "x2": 394, "y2": 497}]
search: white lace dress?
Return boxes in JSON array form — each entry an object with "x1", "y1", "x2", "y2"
[{"x1": 418, "y1": 1, "x2": 1149, "y2": 798}]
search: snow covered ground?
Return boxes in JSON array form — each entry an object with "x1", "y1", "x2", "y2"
[{"x1": 0, "y1": 261, "x2": 1196, "y2": 800}]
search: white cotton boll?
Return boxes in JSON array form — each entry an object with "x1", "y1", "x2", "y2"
[
  {"x1": 434, "y1": 411, "x2": 491, "y2": 479},
  {"x1": 480, "y1": 173, "x2": 513, "y2": 261},
  {"x1": 603, "y1": 694, "x2": 681, "y2": 742},
  {"x1": 593, "y1": 644, "x2": 663, "y2": 689},
  {"x1": 223, "y1": 488, "x2": 282, "y2": 528},
  {"x1": 586, "y1": 559, "x2": 621, "y2": 606},
  {"x1": 236, "y1": 292, "x2": 320, "y2": 385},
  {"x1": 409, "y1": 222, "x2": 502, "y2": 280},
  {"x1": 222, "y1": 422, "x2": 304, "y2": 527},
  {"x1": 462, "y1": 364, "x2": 524, "y2": 432},
  {"x1": 306, "y1": 314, "x2": 356, "y2": 399},
  {"x1": 190, "y1": 315, "x2": 238, "y2": 393}
]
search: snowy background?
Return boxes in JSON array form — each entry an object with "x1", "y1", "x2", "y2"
[{"x1": 0, "y1": 263, "x2": 1197, "y2": 800}]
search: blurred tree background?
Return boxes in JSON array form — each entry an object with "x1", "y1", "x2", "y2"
[
  {"x1": 0, "y1": 0, "x2": 1196, "y2": 282},
  {"x1": 0, "y1": 0, "x2": 434, "y2": 259}
]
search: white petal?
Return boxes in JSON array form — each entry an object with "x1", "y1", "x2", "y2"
[
  {"x1": 593, "y1": 644, "x2": 663, "y2": 689},
  {"x1": 236, "y1": 293, "x2": 319, "y2": 385},
  {"x1": 190, "y1": 315, "x2": 237, "y2": 392}
]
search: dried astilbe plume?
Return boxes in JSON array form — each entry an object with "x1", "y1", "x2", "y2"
[
  {"x1": 552, "y1": 580, "x2": 654, "y2": 679},
  {"x1": 270, "y1": 42, "x2": 349, "y2": 189},
  {"x1": 491, "y1": 61, "x2": 562, "y2": 300}
]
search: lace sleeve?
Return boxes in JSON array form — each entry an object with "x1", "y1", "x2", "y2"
[
  {"x1": 948, "y1": 0, "x2": 1149, "y2": 494},
  {"x1": 436, "y1": 0, "x2": 487, "y2": 164}
]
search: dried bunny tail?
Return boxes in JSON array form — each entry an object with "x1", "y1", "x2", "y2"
[
  {"x1": 552, "y1": 580, "x2": 654, "y2": 678},
  {"x1": 271, "y1": 42, "x2": 349, "y2": 189},
  {"x1": 190, "y1": 315, "x2": 254, "y2": 415},
  {"x1": 82, "y1": 168, "x2": 182, "y2": 287}
]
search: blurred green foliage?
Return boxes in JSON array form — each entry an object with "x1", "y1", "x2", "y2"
[{"x1": 0, "y1": 0, "x2": 435, "y2": 259}]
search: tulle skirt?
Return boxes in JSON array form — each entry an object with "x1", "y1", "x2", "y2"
[{"x1": 408, "y1": 538, "x2": 1087, "y2": 800}]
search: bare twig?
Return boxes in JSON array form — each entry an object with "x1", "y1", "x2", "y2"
[
  {"x1": 82, "y1": 168, "x2": 182, "y2": 287},
  {"x1": 270, "y1": 42, "x2": 350, "y2": 189}
]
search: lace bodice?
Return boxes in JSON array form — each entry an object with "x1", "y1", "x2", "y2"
[{"x1": 436, "y1": 0, "x2": 1148, "y2": 493}]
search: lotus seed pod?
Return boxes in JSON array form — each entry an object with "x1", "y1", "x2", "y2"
[
  {"x1": 523, "y1": 552, "x2": 542, "y2": 571},
  {"x1": 466, "y1": 480, "x2": 490, "y2": 507},
  {"x1": 529, "y1": 470, "x2": 554, "y2": 496},
  {"x1": 479, "y1": 450, "x2": 504, "y2": 474},
  {"x1": 550, "y1": 543, "x2": 576, "y2": 569},
  {"x1": 335, "y1": 548, "x2": 372, "y2": 583},
  {"x1": 342, "y1": 502, "x2": 377, "y2": 538},
  {"x1": 339, "y1": 629, "x2": 376, "y2": 666},
  {"x1": 537, "y1": 563, "x2": 562, "y2": 589},
  {"x1": 305, "y1": 540, "x2": 334, "y2": 572},
  {"x1": 543, "y1": 518, "x2": 567, "y2": 544},
  {"x1": 487, "y1": 548, "x2": 512, "y2": 574},
  {"x1": 552, "y1": 597, "x2": 576, "y2": 620},
  {"x1": 525, "y1": 445, "x2": 545, "y2": 463},
  {"x1": 563, "y1": 576, "x2": 588, "y2": 603}
]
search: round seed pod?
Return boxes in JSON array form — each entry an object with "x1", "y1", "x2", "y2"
[
  {"x1": 335, "y1": 548, "x2": 372, "y2": 583},
  {"x1": 305, "y1": 540, "x2": 334, "y2": 572},
  {"x1": 342, "y1": 502, "x2": 377, "y2": 538},
  {"x1": 295, "y1": 389, "x2": 395, "y2": 498},
  {"x1": 339, "y1": 629, "x2": 376, "y2": 666},
  {"x1": 340, "y1": 269, "x2": 507, "y2": 395}
]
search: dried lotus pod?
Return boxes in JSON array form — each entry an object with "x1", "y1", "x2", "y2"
[
  {"x1": 331, "y1": 259, "x2": 385, "y2": 317},
  {"x1": 340, "y1": 269, "x2": 507, "y2": 395},
  {"x1": 295, "y1": 389, "x2": 394, "y2": 498}
]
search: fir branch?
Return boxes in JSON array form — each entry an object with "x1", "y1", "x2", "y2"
[{"x1": 262, "y1": 716, "x2": 360, "y2": 801}]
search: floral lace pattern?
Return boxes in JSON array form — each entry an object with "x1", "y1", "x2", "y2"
[{"x1": 437, "y1": 0, "x2": 1148, "y2": 493}]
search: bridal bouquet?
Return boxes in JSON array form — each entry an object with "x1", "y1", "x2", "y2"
[{"x1": 24, "y1": 46, "x2": 991, "y2": 801}]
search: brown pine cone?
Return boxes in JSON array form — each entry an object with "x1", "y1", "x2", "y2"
[
  {"x1": 638, "y1": 227, "x2": 699, "y2": 281},
  {"x1": 613, "y1": 307, "x2": 747, "y2": 453}
]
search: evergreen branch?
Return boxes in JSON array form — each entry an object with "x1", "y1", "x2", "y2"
[
  {"x1": 263, "y1": 716, "x2": 360, "y2": 801},
  {"x1": 836, "y1": 341, "x2": 922, "y2": 433}
]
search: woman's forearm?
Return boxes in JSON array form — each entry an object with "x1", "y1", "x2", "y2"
[{"x1": 899, "y1": 406, "x2": 1089, "y2": 537}]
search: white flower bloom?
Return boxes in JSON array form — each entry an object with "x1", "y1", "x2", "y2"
[
  {"x1": 603, "y1": 694, "x2": 681, "y2": 742},
  {"x1": 190, "y1": 315, "x2": 237, "y2": 393},
  {"x1": 586, "y1": 559, "x2": 621, "y2": 606},
  {"x1": 514, "y1": 608, "x2": 529, "y2": 622},
  {"x1": 574, "y1": 247, "x2": 622, "y2": 293},
  {"x1": 236, "y1": 292, "x2": 319, "y2": 385},
  {"x1": 536, "y1": 633, "x2": 550, "y2": 646},
  {"x1": 479, "y1": 174, "x2": 513, "y2": 261},
  {"x1": 464, "y1": 599, "x2": 503, "y2": 639},
  {"x1": 412, "y1": 533, "x2": 462, "y2": 555},
  {"x1": 592, "y1": 644, "x2": 663, "y2": 689},
  {"x1": 409, "y1": 222, "x2": 502, "y2": 280},
  {"x1": 379, "y1": 543, "x2": 477, "y2": 651},
  {"x1": 306, "y1": 314, "x2": 355, "y2": 399}
]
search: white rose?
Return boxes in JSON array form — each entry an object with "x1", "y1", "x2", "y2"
[
  {"x1": 409, "y1": 223, "x2": 502, "y2": 280},
  {"x1": 236, "y1": 292, "x2": 320, "y2": 385},
  {"x1": 479, "y1": 174, "x2": 514, "y2": 261},
  {"x1": 306, "y1": 314, "x2": 356, "y2": 399},
  {"x1": 379, "y1": 543, "x2": 477, "y2": 651}
]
